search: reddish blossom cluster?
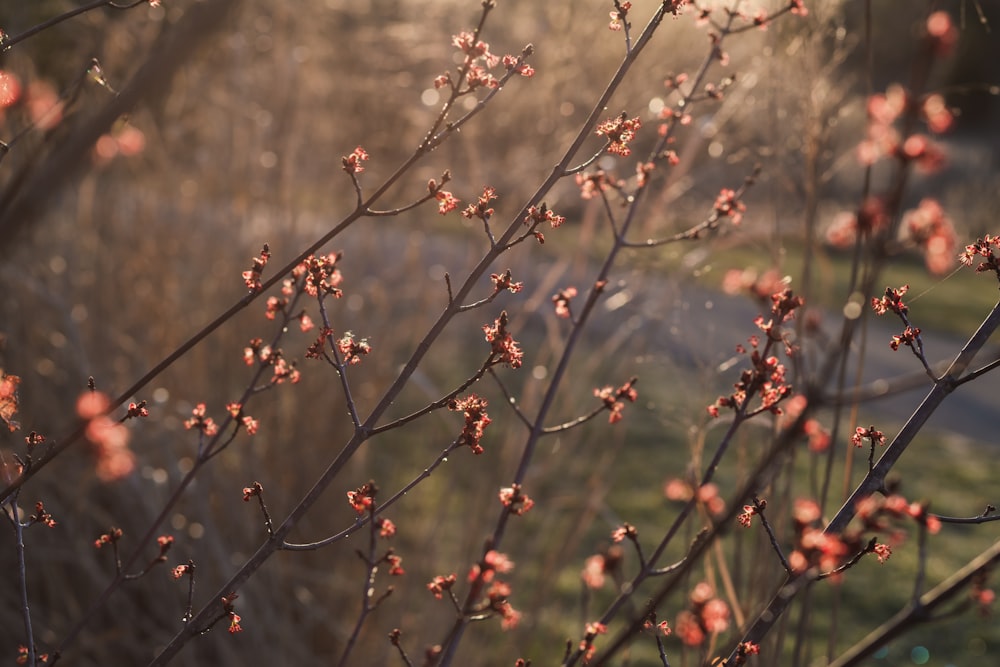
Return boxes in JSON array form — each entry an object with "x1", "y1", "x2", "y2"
[
  {"x1": 593, "y1": 377, "x2": 638, "y2": 424},
  {"x1": 346, "y1": 481, "x2": 377, "y2": 515},
  {"x1": 580, "y1": 621, "x2": 608, "y2": 662},
  {"x1": 498, "y1": 483, "x2": 535, "y2": 515},
  {"x1": 483, "y1": 311, "x2": 523, "y2": 368},
  {"x1": 16, "y1": 645, "x2": 49, "y2": 665},
  {"x1": 552, "y1": 286, "x2": 577, "y2": 319},
  {"x1": 294, "y1": 252, "x2": 344, "y2": 298},
  {"x1": 787, "y1": 499, "x2": 849, "y2": 574},
  {"x1": 242, "y1": 481, "x2": 263, "y2": 502},
  {"x1": 377, "y1": 517, "x2": 396, "y2": 538},
  {"x1": 713, "y1": 188, "x2": 746, "y2": 225},
  {"x1": 780, "y1": 394, "x2": 831, "y2": 453},
  {"x1": 720, "y1": 267, "x2": 787, "y2": 304},
  {"x1": 855, "y1": 493, "x2": 941, "y2": 539},
  {"x1": 664, "y1": 478, "x2": 726, "y2": 516},
  {"x1": 871, "y1": 285, "x2": 909, "y2": 317},
  {"x1": 596, "y1": 113, "x2": 642, "y2": 157},
  {"x1": 440, "y1": 32, "x2": 532, "y2": 92},
  {"x1": 675, "y1": 582, "x2": 730, "y2": 647},
  {"x1": 30, "y1": 501, "x2": 57, "y2": 528},
  {"x1": 903, "y1": 198, "x2": 957, "y2": 274},
  {"x1": 889, "y1": 326, "x2": 921, "y2": 352},
  {"x1": 434, "y1": 189, "x2": 460, "y2": 215},
  {"x1": 737, "y1": 498, "x2": 763, "y2": 528},
  {"x1": 305, "y1": 328, "x2": 334, "y2": 360},
  {"x1": 608, "y1": 1, "x2": 631, "y2": 31},
  {"x1": 708, "y1": 335, "x2": 791, "y2": 418},
  {"x1": 462, "y1": 185, "x2": 498, "y2": 221},
  {"x1": 858, "y1": 71, "x2": 951, "y2": 174},
  {"x1": 427, "y1": 573, "x2": 458, "y2": 599},
  {"x1": 850, "y1": 425, "x2": 886, "y2": 449},
  {"x1": 385, "y1": 551, "x2": 405, "y2": 576},
  {"x1": 574, "y1": 169, "x2": 621, "y2": 200},
  {"x1": 342, "y1": 146, "x2": 369, "y2": 173},
  {"x1": 184, "y1": 403, "x2": 218, "y2": 436},
  {"x1": 221, "y1": 593, "x2": 242, "y2": 634},
  {"x1": 925, "y1": 10, "x2": 957, "y2": 56},
  {"x1": 523, "y1": 204, "x2": 566, "y2": 243},
  {"x1": 337, "y1": 332, "x2": 372, "y2": 365},
  {"x1": 466, "y1": 550, "x2": 520, "y2": 629},
  {"x1": 172, "y1": 562, "x2": 193, "y2": 580},
  {"x1": 449, "y1": 394, "x2": 491, "y2": 454},
  {"x1": 580, "y1": 546, "x2": 623, "y2": 590},
  {"x1": 241, "y1": 244, "x2": 271, "y2": 292},
  {"x1": 960, "y1": 235, "x2": 1000, "y2": 278},
  {"x1": 491, "y1": 269, "x2": 523, "y2": 295},
  {"x1": 77, "y1": 391, "x2": 135, "y2": 481},
  {"x1": 94, "y1": 527, "x2": 123, "y2": 549}
]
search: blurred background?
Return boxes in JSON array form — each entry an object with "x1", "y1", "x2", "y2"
[{"x1": 1, "y1": 1, "x2": 999, "y2": 664}]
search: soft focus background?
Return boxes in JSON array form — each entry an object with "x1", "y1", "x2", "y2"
[{"x1": 1, "y1": 1, "x2": 999, "y2": 664}]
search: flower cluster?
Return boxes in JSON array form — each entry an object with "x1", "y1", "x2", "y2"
[
  {"x1": 442, "y1": 31, "x2": 534, "y2": 92},
  {"x1": 787, "y1": 499, "x2": 849, "y2": 574},
  {"x1": 77, "y1": 391, "x2": 135, "y2": 481},
  {"x1": 737, "y1": 498, "x2": 763, "y2": 528},
  {"x1": 575, "y1": 170, "x2": 620, "y2": 200},
  {"x1": 491, "y1": 269, "x2": 523, "y2": 295},
  {"x1": 859, "y1": 66, "x2": 952, "y2": 173},
  {"x1": 960, "y1": 235, "x2": 1000, "y2": 278},
  {"x1": 580, "y1": 621, "x2": 608, "y2": 662},
  {"x1": 855, "y1": 493, "x2": 941, "y2": 538},
  {"x1": 241, "y1": 244, "x2": 271, "y2": 292},
  {"x1": 889, "y1": 326, "x2": 921, "y2": 352},
  {"x1": 596, "y1": 113, "x2": 642, "y2": 157},
  {"x1": 449, "y1": 394, "x2": 491, "y2": 454},
  {"x1": 427, "y1": 573, "x2": 457, "y2": 599},
  {"x1": 336, "y1": 332, "x2": 372, "y2": 365},
  {"x1": 780, "y1": 394, "x2": 831, "y2": 453},
  {"x1": 184, "y1": 403, "x2": 218, "y2": 436},
  {"x1": 498, "y1": 483, "x2": 535, "y2": 516},
  {"x1": 708, "y1": 335, "x2": 791, "y2": 418},
  {"x1": 593, "y1": 377, "x2": 638, "y2": 424},
  {"x1": 384, "y1": 551, "x2": 405, "y2": 576},
  {"x1": 608, "y1": 1, "x2": 631, "y2": 31},
  {"x1": 523, "y1": 203, "x2": 566, "y2": 243},
  {"x1": 0, "y1": 369, "x2": 21, "y2": 432},
  {"x1": 342, "y1": 145, "x2": 368, "y2": 173},
  {"x1": 483, "y1": 311, "x2": 523, "y2": 368},
  {"x1": 713, "y1": 188, "x2": 745, "y2": 224},
  {"x1": 347, "y1": 480, "x2": 377, "y2": 515},
  {"x1": 30, "y1": 501, "x2": 57, "y2": 528},
  {"x1": 903, "y1": 198, "x2": 956, "y2": 275},
  {"x1": 850, "y1": 425, "x2": 886, "y2": 449},
  {"x1": 675, "y1": 582, "x2": 730, "y2": 647},
  {"x1": 664, "y1": 478, "x2": 725, "y2": 515},
  {"x1": 552, "y1": 286, "x2": 577, "y2": 319},
  {"x1": 871, "y1": 285, "x2": 909, "y2": 317},
  {"x1": 467, "y1": 550, "x2": 520, "y2": 629},
  {"x1": 581, "y1": 545, "x2": 623, "y2": 590},
  {"x1": 94, "y1": 527, "x2": 123, "y2": 549},
  {"x1": 462, "y1": 185, "x2": 498, "y2": 221},
  {"x1": 294, "y1": 252, "x2": 344, "y2": 298}
]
